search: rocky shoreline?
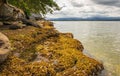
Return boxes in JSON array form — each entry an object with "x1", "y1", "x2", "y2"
[{"x1": 0, "y1": 20, "x2": 104, "y2": 76}]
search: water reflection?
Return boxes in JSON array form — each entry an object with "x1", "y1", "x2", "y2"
[{"x1": 54, "y1": 21, "x2": 120, "y2": 76}]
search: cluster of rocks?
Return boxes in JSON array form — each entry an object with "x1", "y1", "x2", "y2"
[
  {"x1": 0, "y1": 3, "x2": 54, "y2": 30},
  {"x1": 0, "y1": 19, "x2": 54, "y2": 30}
]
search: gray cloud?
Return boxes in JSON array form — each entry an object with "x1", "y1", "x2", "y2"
[
  {"x1": 71, "y1": 1, "x2": 84, "y2": 7},
  {"x1": 92, "y1": 0, "x2": 120, "y2": 7},
  {"x1": 47, "y1": 0, "x2": 120, "y2": 18},
  {"x1": 79, "y1": 11, "x2": 107, "y2": 14}
]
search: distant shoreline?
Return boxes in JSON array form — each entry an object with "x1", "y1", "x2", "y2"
[
  {"x1": 47, "y1": 17, "x2": 120, "y2": 21},
  {"x1": 50, "y1": 20, "x2": 120, "y2": 21}
]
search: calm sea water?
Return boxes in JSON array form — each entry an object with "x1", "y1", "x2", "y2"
[{"x1": 53, "y1": 21, "x2": 120, "y2": 76}]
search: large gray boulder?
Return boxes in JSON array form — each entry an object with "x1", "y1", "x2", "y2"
[
  {"x1": 0, "y1": 32, "x2": 11, "y2": 63},
  {"x1": 0, "y1": 4, "x2": 25, "y2": 21}
]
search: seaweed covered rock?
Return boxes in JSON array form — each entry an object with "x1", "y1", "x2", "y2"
[
  {"x1": 0, "y1": 22, "x2": 104, "y2": 76},
  {"x1": 0, "y1": 32, "x2": 11, "y2": 63}
]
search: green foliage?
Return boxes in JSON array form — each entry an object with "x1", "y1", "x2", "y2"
[{"x1": 7, "y1": 0, "x2": 60, "y2": 16}]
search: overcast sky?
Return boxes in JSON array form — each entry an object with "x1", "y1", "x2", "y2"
[{"x1": 46, "y1": 0, "x2": 120, "y2": 18}]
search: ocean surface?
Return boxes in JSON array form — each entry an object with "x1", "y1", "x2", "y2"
[{"x1": 53, "y1": 21, "x2": 120, "y2": 76}]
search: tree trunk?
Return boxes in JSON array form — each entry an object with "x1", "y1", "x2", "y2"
[{"x1": 0, "y1": 0, "x2": 25, "y2": 21}]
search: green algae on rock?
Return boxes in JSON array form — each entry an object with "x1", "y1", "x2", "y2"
[{"x1": 0, "y1": 21, "x2": 104, "y2": 76}]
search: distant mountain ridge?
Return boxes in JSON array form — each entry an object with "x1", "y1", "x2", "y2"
[{"x1": 47, "y1": 16, "x2": 120, "y2": 21}]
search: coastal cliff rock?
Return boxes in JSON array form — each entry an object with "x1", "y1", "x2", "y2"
[
  {"x1": 0, "y1": 32, "x2": 10, "y2": 63},
  {"x1": 0, "y1": 21, "x2": 104, "y2": 76}
]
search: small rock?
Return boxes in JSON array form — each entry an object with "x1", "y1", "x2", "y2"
[
  {"x1": 22, "y1": 19, "x2": 41, "y2": 28},
  {"x1": 37, "y1": 20, "x2": 54, "y2": 28},
  {"x1": 34, "y1": 52, "x2": 49, "y2": 62},
  {"x1": 42, "y1": 21, "x2": 54, "y2": 28},
  {"x1": 0, "y1": 32, "x2": 11, "y2": 63},
  {"x1": 3, "y1": 21, "x2": 12, "y2": 25},
  {"x1": 36, "y1": 21, "x2": 44, "y2": 28},
  {"x1": 0, "y1": 22, "x2": 3, "y2": 26},
  {"x1": 9, "y1": 22, "x2": 26, "y2": 29},
  {"x1": 62, "y1": 33, "x2": 74, "y2": 38}
]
